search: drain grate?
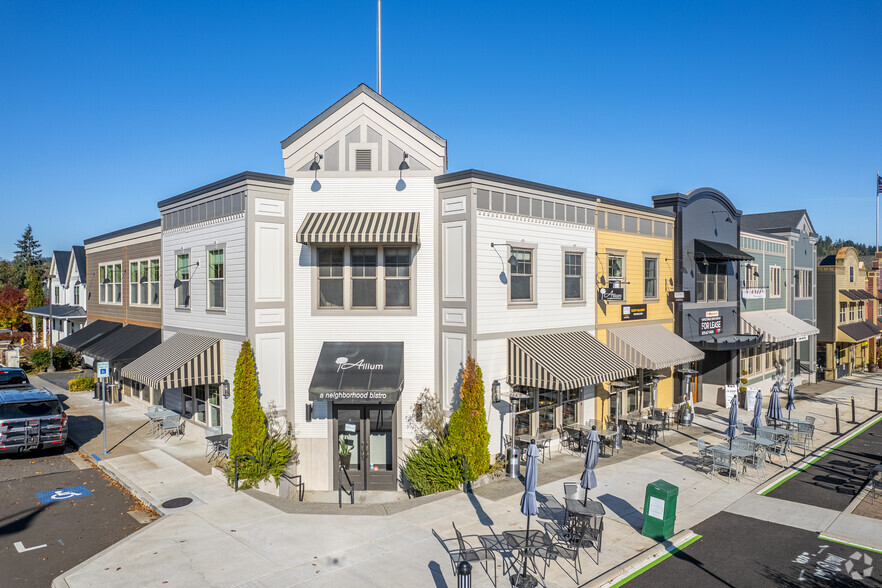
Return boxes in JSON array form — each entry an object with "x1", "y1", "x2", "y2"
[{"x1": 162, "y1": 497, "x2": 194, "y2": 509}]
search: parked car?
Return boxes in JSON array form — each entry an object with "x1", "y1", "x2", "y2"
[
  {"x1": 0, "y1": 388, "x2": 68, "y2": 454},
  {"x1": 0, "y1": 367, "x2": 30, "y2": 387}
]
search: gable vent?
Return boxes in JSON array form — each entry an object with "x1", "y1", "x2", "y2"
[{"x1": 355, "y1": 149, "x2": 372, "y2": 171}]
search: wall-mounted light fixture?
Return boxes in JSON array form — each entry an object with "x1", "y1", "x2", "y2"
[
  {"x1": 222, "y1": 379, "x2": 231, "y2": 399},
  {"x1": 490, "y1": 242, "x2": 518, "y2": 284},
  {"x1": 398, "y1": 152, "x2": 409, "y2": 179},
  {"x1": 492, "y1": 380, "x2": 501, "y2": 403},
  {"x1": 710, "y1": 210, "x2": 733, "y2": 223},
  {"x1": 309, "y1": 152, "x2": 322, "y2": 176},
  {"x1": 305, "y1": 402, "x2": 313, "y2": 422},
  {"x1": 173, "y1": 261, "x2": 199, "y2": 288}
]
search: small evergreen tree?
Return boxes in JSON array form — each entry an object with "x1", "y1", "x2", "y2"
[
  {"x1": 12, "y1": 226, "x2": 43, "y2": 289},
  {"x1": 229, "y1": 340, "x2": 267, "y2": 461},
  {"x1": 445, "y1": 352, "x2": 491, "y2": 480},
  {"x1": 25, "y1": 265, "x2": 45, "y2": 331}
]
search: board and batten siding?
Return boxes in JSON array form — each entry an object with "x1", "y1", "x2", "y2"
[
  {"x1": 161, "y1": 214, "x2": 247, "y2": 338},
  {"x1": 291, "y1": 176, "x2": 436, "y2": 490},
  {"x1": 86, "y1": 239, "x2": 162, "y2": 327}
]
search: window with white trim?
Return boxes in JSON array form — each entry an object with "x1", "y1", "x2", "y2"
[
  {"x1": 351, "y1": 247, "x2": 378, "y2": 308},
  {"x1": 795, "y1": 269, "x2": 813, "y2": 298},
  {"x1": 564, "y1": 252, "x2": 583, "y2": 301},
  {"x1": 73, "y1": 285, "x2": 80, "y2": 306},
  {"x1": 207, "y1": 249, "x2": 225, "y2": 310},
  {"x1": 644, "y1": 257, "x2": 658, "y2": 300},
  {"x1": 607, "y1": 255, "x2": 624, "y2": 289},
  {"x1": 384, "y1": 248, "x2": 411, "y2": 307},
  {"x1": 99, "y1": 262, "x2": 122, "y2": 304},
  {"x1": 849, "y1": 303, "x2": 855, "y2": 322},
  {"x1": 769, "y1": 265, "x2": 781, "y2": 298},
  {"x1": 510, "y1": 248, "x2": 534, "y2": 302},
  {"x1": 175, "y1": 253, "x2": 191, "y2": 309},
  {"x1": 859, "y1": 303, "x2": 864, "y2": 320},
  {"x1": 129, "y1": 257, "x2": 160, "y2": 306},
  {"x1": 744, "y1": 263, "x2": 759, "y2": 288},
  {"x1": 316, "y1": 246, "x2": 413, "y2": 310},
  {"x1": 840, "y1": 302, "x2": 847, "y2": 323}
]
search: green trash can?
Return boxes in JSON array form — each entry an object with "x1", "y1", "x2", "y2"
[{"x1": 641, "y1": 480, "x2": 678, "y2": 541}]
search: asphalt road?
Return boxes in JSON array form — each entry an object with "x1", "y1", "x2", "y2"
[
  {"x1": 0, "y1": 444, "x2": 154, "y2": 587},
  {"x1": 625, "y1": 512, "x2": 882, "y2": 587}
]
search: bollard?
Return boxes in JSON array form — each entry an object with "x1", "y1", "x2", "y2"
[
  {"x1": 851, "y1": 396, "x2": 856, "y2": 423},
  {"x1": 457, "y1": 560, "x2": 472, "y2": 588},
  {"x1": 876, "y1": 387, "x2": 879, "y2": 412},
  {"x1": 835, "y1": 404, "x2": 841, "y2": 435}
]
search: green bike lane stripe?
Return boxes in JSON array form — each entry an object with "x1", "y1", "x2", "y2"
[
  {"x1": 816, "y1": 535, "x2": 882, "y2": 555},
  {"x1": 758, "y1": 411, "x2": 882, "y2": 496},
  {"x1": 610, "y1": 533, "x2": 703, "y2": 587}
]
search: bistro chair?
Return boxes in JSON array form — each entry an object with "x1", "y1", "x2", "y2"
[
  {"x1": 145, "y1": 406, "x2": 162, "y2": 436},
  {"x1": 558, "y1": 427, "x2": 576, "y2": 454},
  {"x1": 791, "y1": 428, "x2": 810, "y2": 458},
  {"x1": 696, "y1": 439, "x2": 713, "y2": 475},
  {"x1": 451, "y1": 522, "x2": 497, "y2": 586},
  {"x1": 711, "y1": 448, "x2": 739, "y2": 483},
  {"x1": 742, "y1": 445, "x2": 767, "y2": 481},
  {"x1": 536, "y1": 430, "x2": 553, "y2": 463},
  {"x1": 204, "y1": 426, "x2": 222, "y2": 457},
  {"x1": 161, "y1": 415, "x2": 184, "y2": 440},
  {"x1": 802, "y1": 421, "x2": 816, "y2": 450},
  {"x1": 541, "y1": 519, "x2": 589, "y2": 583},
  {"x1": 736, "y1": 420, "x2": 745, "y2": 436}
]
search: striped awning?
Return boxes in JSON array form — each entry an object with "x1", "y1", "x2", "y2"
[
  {"x1": 508, "y1": 331, "x2": 636, "y2": 391},
  {"x1": 606, "y1": 324, "x2": 704, "y2": 370},
  {"x1": 121, "y1": 333, "x2": 222, "y2": 389},
  {"x1": 741, "y1": 310, "x2": 820, "y2": 343},
  {"x1": 296, "y1": 212, "x2": 420, "y2": 244}
]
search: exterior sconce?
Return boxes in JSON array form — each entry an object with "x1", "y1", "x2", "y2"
[
  {"x1": 398, "y1": 152, "x2": 409, "y2": 179},
  {"x1": 305, "y1": 402, "x2": 313, "y2": 422},
  {"x1": 492, "y1": 380, "x2": 501, "y2": 403},
  {"x1": 222, "y1": 379, "x2": 230, "y2": 399}
]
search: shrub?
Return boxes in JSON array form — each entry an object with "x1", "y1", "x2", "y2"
[
  {"x1": 445, "y1": 353, "x2": 491, "y2": 481},
  {"x1": 68, "y1": 377, "x2": 94, "y2": 391},
  {"x1": 25, "y1": 345, "x2": 74, "y2": 372},
  {"x1": 403, "y1": 437, "x2": 464, "y2": 495},
  {"x1": 226, "y1": 432, "x2": 295, "y2": 489},
  {"x1": 229, "y1": 340, "x2": 266, "y2": 462}
]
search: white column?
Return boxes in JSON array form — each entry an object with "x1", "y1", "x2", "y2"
[{"x1": 31, "y1": 316, "x2": 36, "y2": 346}]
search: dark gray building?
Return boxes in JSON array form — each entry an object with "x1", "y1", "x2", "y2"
[
  {"x1": 653, "y1": 188, "x2": 761, "y2": 401},
  {"x1": 741, "y1": 210, "x2": 819, "y2": 383}
]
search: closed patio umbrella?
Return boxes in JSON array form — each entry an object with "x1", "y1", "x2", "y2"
[
  {"x1": 751, "y1": 390, "x2": 763, "y2": 437},
  {"x1": 514, "y1": 441, "x2": 540, "y2": 588},
  {"x1": 768, "y1": 382, "x2": 783, "y2": 428},
  {"x1": 581, "y1": 428, "x2": 600, "y2": 506},
  {"x1": 786, "y1": 379, "x2": 796, "y2": 418},
  {"x1": 725, "y1": 395, "x2": 739, "y2": 449}
]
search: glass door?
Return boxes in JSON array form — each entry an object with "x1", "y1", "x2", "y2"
[
  {"x1": 335, "y1": 407, "x2": 364, "y2": 490},
  {"x1": 334, "y1": 405, "x2": 397, "y2": 491},
  {"x1": 366, "y1": 406, "x2": 395, "y2": 490}
]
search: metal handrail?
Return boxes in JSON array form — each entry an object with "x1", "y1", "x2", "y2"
[
  {"x1": 449, "y1": 453, "x2": 468, "y2": 493},
  {"x1": 233, "y1": 454, "x2": 260, "y2": 491},
  {"x1": 338, "y1": 465, "x2": 355, "y2": 508}
]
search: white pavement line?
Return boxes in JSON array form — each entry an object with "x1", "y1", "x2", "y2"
[
  {"x1": 587, "y1": 530, "x2": 698, "y2": 588},
  {"x1": 14, "y1": 541, "x2": 47, "y2": 553}
]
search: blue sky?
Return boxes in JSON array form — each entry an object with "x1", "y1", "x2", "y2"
[{"x1": 2, "y1": 1, "x2": 881, "y2": 259}]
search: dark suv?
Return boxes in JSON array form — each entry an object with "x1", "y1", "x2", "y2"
[
  {"x1": 0, "y1": 388, "x2": 68, "y2": 454},
  {"x1": 0, "y1": 367, "x2": 29, "y2": 387}
]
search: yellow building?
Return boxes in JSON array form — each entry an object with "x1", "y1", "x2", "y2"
[{"x1": 592, "y1": 198, "x2": 704, "y2": 425}]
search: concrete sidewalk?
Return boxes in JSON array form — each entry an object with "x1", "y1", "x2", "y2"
[{"x1": 46, "y1": 372, "x2": 882, "y2": 587}]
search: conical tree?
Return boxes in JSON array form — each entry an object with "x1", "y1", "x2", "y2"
[
  {"x1": 24, "y1": 265, "x2": 44, "y2": 329},
  {"x1": 229, "y1": 340, "x2": 266, "y2": 460},
  {"x1": 445, "y1": 352, "x2": 491, "y2": 480}
]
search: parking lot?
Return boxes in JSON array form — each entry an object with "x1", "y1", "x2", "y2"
[{"x1": 0, "y1": 444, "x2": 156, "y2": 587}]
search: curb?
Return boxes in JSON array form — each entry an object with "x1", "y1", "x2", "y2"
[{"x1": 586, "y1": 529, "x2": 697, "y2": 587}]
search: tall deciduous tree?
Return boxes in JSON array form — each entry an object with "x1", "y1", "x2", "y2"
[
  {"x1": 445, "y1": 352, "x2": 491, "y2": 480},
  {"x1": 0, "y1": 286, "x2": 27, "y2": 330},
  {"x1": 229, "y1": 340, "x2": 267, "y2": 462}
]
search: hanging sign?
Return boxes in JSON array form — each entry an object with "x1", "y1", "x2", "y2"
[
  {"x1": 668, "y1": 291, "x2": 690, "y2": 303},
  {"x1": 795, "y1": 335, "x2": 809, "y2": 342},
  {"x1": 742, "y1": 288, "x2": 766, "y2": 299},
  {"x1": 599, "y1": 287, "x2": 624, "y2": 301},
  {"x1": 700, "y1": 316, "x2": 723, "y2": 336},
  {"x1": 621, "y1": 304, "x2": 647, "y2": 321}
]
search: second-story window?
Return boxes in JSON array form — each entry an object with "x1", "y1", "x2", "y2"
[
  {"x1": 607, "y1": 255, "x2": 624, "y2": 289},
  {"x1": 849, "y1": 303, "x2": 855, "y2": 322},
  {"x1": 859, "y1": 303, "x2": 864, "y2": 320},
  {"x1": 99, "y1": 262, "x2": 122, "y2": 304},
  {"x1": 564, "y1": 252, "x2": 583, "y2": 301},
  {"x1": 744, "y1": 263, "x2": 759, "y2": 288},
  {"x1": 769, "y1": 266, "x2": 781, "y2": 298},
  {"x1": 176, "y1": 253, "x2": 191, "y2": 309},
  {"x1": 696, "y1": 263, "x2": 727, "y2": 303},
  {"x1": 510, "y1": 248, "x2": 534, "y2": 302},
  {"x1": 54, "y1": 286, "x2": 59, "y2": 303},
  {"x1": 840, "y1": 302, "x2": 847, "y2": 323},
  {"x1": 73, "y1": 285, "x2": 80, "y2": 306},
  {"x1": 130, "y1": 258, "x2": 160, "y2": 306},
  {"x1": 318, "y1": 248, "x2": 344, "y2": 308},
  {"x1": 384, "y1": 248, "x2": 411, "y2": 307},
  {"x1": 644, "y1": 257, "x2": 658, "y2": 300},
  {"x1": 208, "y1": 249, "x2": 225, "y2": 310},
  {"x1": 850, "y1": 266, "x2": 855, "y2": 282},
  {"x1": 351, "y1": 247, "x2": 378, "y2": 308},
  {"x1": 150, "y1": 259, "x2": 160, "y2": 305}
]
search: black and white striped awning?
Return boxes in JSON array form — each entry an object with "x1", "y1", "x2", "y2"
[
  {"x1": 508, "y1": 330, "x2": 636, "y2": 391},
  {"x1": 296, "y1": 212, "x2": 420, "y2": 245},
  {"x1": 121, "y1": 333, "x2": 222, "y2": 389}
]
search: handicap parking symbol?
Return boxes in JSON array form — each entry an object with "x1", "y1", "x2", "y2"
[{"x1": 36, "y1": 485, "x2": 92, "y2": 504}]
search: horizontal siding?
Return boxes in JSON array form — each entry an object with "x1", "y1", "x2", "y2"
[
  {"x1": 162, "y1": 215, "x2": 247, "y2": 337},
  {"x1": 86, "y1": 240, "x2": 161, "y2": 326},
  {"x1": 475, "y1": 212, "x2": 596, "y2": 336},
  {"x1": 290, "y1": 177, "x2": 436, "y2": 442}
]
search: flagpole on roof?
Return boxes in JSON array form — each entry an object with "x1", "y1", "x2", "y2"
[{"x1": 377, "y1": 0, "x2": 382, "y2": 95}]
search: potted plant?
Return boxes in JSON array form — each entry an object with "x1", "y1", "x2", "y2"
[{"x1": 338, "y1": 438, "x2": 351, "y2": 469}]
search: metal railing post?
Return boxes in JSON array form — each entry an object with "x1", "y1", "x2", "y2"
[{"x1": 835, "y1": 404, "x2": 841, "y2": 435}]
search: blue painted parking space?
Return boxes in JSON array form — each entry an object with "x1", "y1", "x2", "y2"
[{"x1": 35, "y1": 485, "x2": 92, "y2": 504}]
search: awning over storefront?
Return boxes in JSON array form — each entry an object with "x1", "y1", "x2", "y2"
[
  {"x1": 309, "y1": 342, "x2": 404, "y2": 403},
  {"x1": 740, "y1": 310, "x2": 820, "y2": 343},
  {"x1": 507, "y1": 331, "x2": 636, "y2": 391},
  {"x1": 693, "y1": 334, "x2": 763, "y2": 351},
  {"x1": 121, "y1": 333, "x2": 222, "y2": 389},
  {"x1": 838, "y1": 321, "x2": 882, "y2": 342},
  {"x1": 80, "y1": 325, "x2": 161, "y2": 366},
  {"x1": 694, "y1": 239, "x2": 754, "y2": 262},
  {"x1": 839, "y1": 289, "x2": 874, "y2": 301},
  {"x1": 606, "y1": 324, "x2": 704, "y2": 370},
  {"x1": 57, "y1": 320, "x2": 122, "y2": 352},
  {"x1": 296, "y1": 212, "x2": 420, "y2": 245}
]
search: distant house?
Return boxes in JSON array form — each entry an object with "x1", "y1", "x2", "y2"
[{"x1": 25, "y1": 247, "x2": 88, "y2": 346}]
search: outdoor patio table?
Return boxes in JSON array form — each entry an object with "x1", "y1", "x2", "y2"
[
  {"x1": 145, "y1": 409, "x2": 177, "y2": 436},
  {"x1": 503, "y1": 529, "x2": 552, "y2": 586},
  {"x1": 206, "y1": 433, "x2": 232, "y2": 460},
  {"x1": 564, "y1": 497, "x2": 606, "y2": 520},
  {"x1": 740, "y1": 436, "x2": 775, "y2": 449},
  {"x1": 775, "y1": 416, "x2": 809, "y2": 429},
  {"x1": 758, "y1": 426, "x2": 795, "y2": 439},
  {"x1": 515, "y1": 434, "x2": 535, "y2": 447}
]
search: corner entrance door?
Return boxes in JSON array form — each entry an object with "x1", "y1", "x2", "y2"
[{"x1": 334, "y1": 405, "x2": 396, "y2": 491}]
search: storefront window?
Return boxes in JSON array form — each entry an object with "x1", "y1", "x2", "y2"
[
  {"x1": 562, "y1": 389, "x2": 579, "y2": 426},
  {"x1": 194, "y1": 385, "x2": 206, "y2": 424},
  {"x1": 538, "y1": 390, "x2": 557, "y2": 432},
  {"x1": 208, "y1": 384, "x2": 221, "y2": 427},
  {"x1": 513, "y1": 386, "x2": 581, "y2": 435},
  {"x1": 182, "y1": 386, "x2": 194, "y2": 418}
]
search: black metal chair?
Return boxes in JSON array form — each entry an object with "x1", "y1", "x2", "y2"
[{"x1": 451, "y1": 522, "x2": 497, "y2": 586}]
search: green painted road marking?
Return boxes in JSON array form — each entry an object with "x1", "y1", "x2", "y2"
[
  {"x1": 817, "y1": 535, "x2": 882, "y2": 555},
  {"x1": 611, "y1": 534, "x2": 703, "y2": 587},
  {"x1": 759, "y1": 412, "x2": 882, "y2": 496}
]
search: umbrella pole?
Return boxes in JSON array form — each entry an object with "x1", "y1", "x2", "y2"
[
  {"x1": 520, "y1": 515, "x2": 531, "y2": 583},
  {"x1": 583, "y1": 486, "x2": 587, "y2": 507}
]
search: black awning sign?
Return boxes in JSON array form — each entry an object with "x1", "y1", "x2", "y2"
[
  {"x1": 309, "y1": 342, "x2": 404, "y2": 404},
  {"x1": 699, "y1": 316, "x2": 723, "y2": 336},
  {"x1": 621, "y1": 304, "x2": 647, "y2": 321}
]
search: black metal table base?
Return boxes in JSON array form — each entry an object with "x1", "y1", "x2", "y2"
[{"x1": 510, "y1": 572, "x2": 539, "y2": 588}]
